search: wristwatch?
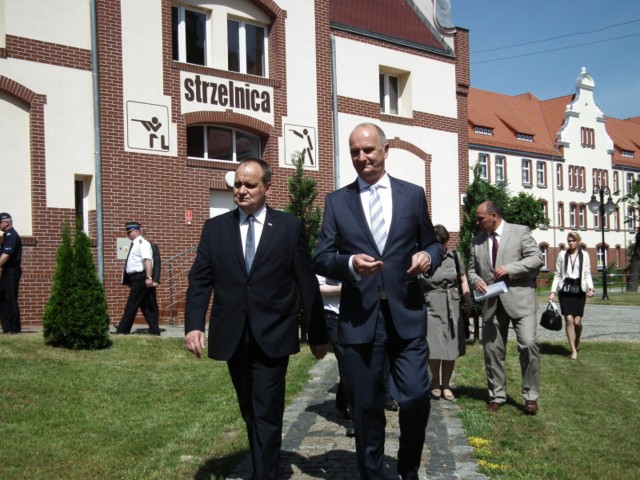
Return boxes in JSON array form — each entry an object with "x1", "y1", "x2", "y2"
[{"x1": 146, "y1": 276, "x2": 152, "y2": 280}]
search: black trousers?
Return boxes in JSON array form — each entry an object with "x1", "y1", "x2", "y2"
[
  {"x1": 227, "y1": 326, "x2": 289, "y2": 480},
  {"x1": 325, "y1": 310, "x2": 351, "y2": 415},
  {"x1": 0, "y1": 266, "x2": 22, "y2": 333},
  {"x1": 117, "y1": 273, "x2": 160, "y2": 333}
]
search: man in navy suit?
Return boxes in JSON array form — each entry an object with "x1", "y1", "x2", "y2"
[
  {"x1": 314, "y1": 123, "x2": 443, "y2": 480},
  {"x1": 185, "y1": 158, "x2": 328, "y2": 480}
]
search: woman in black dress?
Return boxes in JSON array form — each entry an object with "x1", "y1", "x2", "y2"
[{"x1": 549, "y1": 232, "x2": 595, "y2": 360}]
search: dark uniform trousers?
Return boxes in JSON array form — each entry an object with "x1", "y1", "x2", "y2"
[
  {"x1": 0, "y1": 265, "x2": 22, "y2": 333},
  {"x1": 117, "y1": 272, "x2": 160, "y2": 334}
]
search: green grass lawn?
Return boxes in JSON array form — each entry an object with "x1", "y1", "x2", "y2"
[
  {"x1": 455, "y1": 340, "x2": 640, "y2": 479},
  {"x1": 0, "y1": 335, "x2": 316, "y2": 480}
]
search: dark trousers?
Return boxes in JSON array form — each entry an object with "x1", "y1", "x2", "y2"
[
  {"x1": 344, "y1": 301, "x2": 430, "y2": 479},
  {"x1": 117, "y1": 273, "x2": 160, "y2": 334},
  {"x1": 325, "y1": 310, "x2": 350, "y2": 415},
  {"x1": 0, "y1": 266, "x2": 22, "y2": 333},
  {"x1": 228, "y1": 326, "x2": 289, "y2": 480}
]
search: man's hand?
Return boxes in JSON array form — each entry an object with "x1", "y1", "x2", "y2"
[
  {"x1": 185, "y1": 330, "x2": 206, "y2": 358},
  {"x1": 353, "y1": 254, "x2": 383, "y2": 277},
  {"x1": 493, "y1": 266, "x2": 509, "y2": 280},
  {"x1": 407, "y1": 251, "x2": 431, "y2": 276},
  {"x1": 474, "y1": 279, "x2": 488, "y2": 294},
  {"x1": 310, "y1": 343, "x2": 330, "y2": 359}
]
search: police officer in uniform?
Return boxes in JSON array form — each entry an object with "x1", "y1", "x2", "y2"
[
  {"x1": 0, "y1": 212, "x2": 23, "y2": 334},
  {"x1": 115, "y1": 222, "x2": 161, "y2": 335}
]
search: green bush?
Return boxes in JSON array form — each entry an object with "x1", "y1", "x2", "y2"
[{"x1": 43, "y1": 220, "x2": 112, "y2": 349}]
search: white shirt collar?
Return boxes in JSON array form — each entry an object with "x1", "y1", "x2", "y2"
[
  {"x1": 239, "y1": 204, "x2": 267, "y2": 225},
  {"x1": 357, "y1": 173, "x2": 390, "y2": 192}
]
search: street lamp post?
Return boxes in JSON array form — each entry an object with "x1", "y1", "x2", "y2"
[{"x1": 587, "y1": 186, "x2": 617, "y2": 300}]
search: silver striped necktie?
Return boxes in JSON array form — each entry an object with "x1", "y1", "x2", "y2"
[{"x1": 369, "y1": 185, "x2": 387, "y2": 253}]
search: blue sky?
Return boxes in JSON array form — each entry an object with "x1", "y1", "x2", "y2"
[{"x1": 451, "y1": 0, "x2": 640, "y2": 119}]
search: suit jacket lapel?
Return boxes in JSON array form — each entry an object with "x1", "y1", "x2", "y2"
[
  {"x1": 346, "y1": 181, "x2": 378, "y2": 252},
  {"x1": 496, "y1": 222, "x2": 510, "y2": 267},
  {"x1": 229, "y1": 209, "x2": 247, "y2": 272},
  {"x1": 386, "y1": 176, "x2": 403, "y2": 247}
]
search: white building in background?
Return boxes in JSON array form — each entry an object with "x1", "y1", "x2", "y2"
[{"x1": 469, "y1": 68, "x2": 640, "y2": 274}]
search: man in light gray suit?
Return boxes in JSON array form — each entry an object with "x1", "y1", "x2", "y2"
[{"x1": 467, "y1": 201, "x2": 543, "y2": 415}]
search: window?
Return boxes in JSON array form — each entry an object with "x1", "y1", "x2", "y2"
[
  {"x1": 172, "y1": 6, "x2": 207, "y2": 65},
  {"x1": 228, "y1": 19, "x2": 267, "y2": 77},
  {"x1": 578, "y1": 167, "x2": 586, "y2": 191},
  {"x1": 474, "y1": 126, "x2": 493, "y2": 135},
  {"x1": 516, "y1": 133, "x2": 533, "y2": 142},
  {"x1": 478, "y1": 153, "x2": 490, "y2": 181},
  {"x1": 613, "y1": 171, "x2": 619, "y2": 193},
  {"x1": 558, "y1": 202, "x2": 565, "y2": 229},
  {"x1": 616, "y1": 246, "x2": 622, "y2": 268},
  {"x1": 613, "y1": 207, "x2": 620, "y2": 231},
  {"x1": 556, "y1": 164, "x2": 563, "y2": 189},
  {"x1": 536, "y1": 161, "x2": 546, "y2": 187},
  {"x1": 540, "y1": 245, "x2": 548, "y2": 270},
  {"x1": 379, "y1": 72, "x2": 399, "y2": 115},
  {"x1": 578, "y1": 204, "x2": 586, "y2": 229},
  {"x1": 495, "y1": 155, "x2": 506, "y2": 182},
  {"x1": 629, "y1": 208, "x2": 636, "y2": 232},
  {"x1": 627, "y1": 173, "x2": 635, "y2": 194},
  {"x1": 521, "y1": 159, "x2": 532, "y2": 186},
  {"x1": 74, "y1": 178, "x2": 89, "y2": 233},
  {"x1": 597, "y1": 245, "x2": 607, "y2": 271},
  {"x1": 592, "y1": 168, "x2": 609, "y2": 189},
  {"x1": 539, "y1": 201, "x2": 548, "y2": 229},
  {"x1": 581, "y1": 126, "x2": 595, "y2": 148},
  {"x1": 621, "y1": 150, "x2": 634, "y2": 158},
  {"x1": 569, "y1": 203, "x2": 577, "y2": 228},
  {"x1": 187, "y1": 125, "x2": 260, "y2": 162},
  {"x1": 568, "y1": 165, "x2": 574, "y2": 190}
]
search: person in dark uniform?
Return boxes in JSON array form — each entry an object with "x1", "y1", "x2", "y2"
[
  {"x1": 140, "y1": 240, "x2": 162, "y2": 333},
  {"x1": 0, "y1": 213, "x2": 22, "y2": 334},
  {"x1": 114, "y1": 222, "x2": 161, "y2": 335}
]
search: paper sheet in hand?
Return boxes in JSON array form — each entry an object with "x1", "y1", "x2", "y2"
[{"x1": 473, "y1": 281, "x2": 508, "y2": 301}]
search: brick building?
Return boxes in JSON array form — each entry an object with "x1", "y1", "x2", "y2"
[{"x1": 0, "y1": 0, "x2": 469, "y2": 328}]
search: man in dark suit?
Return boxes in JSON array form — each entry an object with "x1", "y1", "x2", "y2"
[
  {"x1": 467, "y1": 201, "x2": 543, "y2": 415},
  {"x1": 185, "y1": 158, "x2": 328, "y2": 480},
  {"x1": 313, "y1": 123, "x2": 443, "y2": 480}
]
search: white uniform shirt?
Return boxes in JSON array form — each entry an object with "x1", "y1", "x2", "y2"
[{"x1": 126, "y1": 236, "x2": 153, "y2": 274}]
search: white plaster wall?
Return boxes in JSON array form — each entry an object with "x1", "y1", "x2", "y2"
[
  {"x1": 337, "y1": 113, "x2": 460, "y2": 231},
  {"x1": 5, "y1": 0, "x2": 91, "y2": 49},
  {"x1": 0, "y1": 91, "x2": 32, "y2": 235},
  {"x1": 334, "y1": 36, "x2": 457, "y2": 118},
  {"x1": 0, "y1": 58, "x2": 95, "y2": 210}
]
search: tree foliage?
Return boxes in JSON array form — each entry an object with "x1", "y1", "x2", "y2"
[
  {"x1": 284, "y1": 150, "x2": 322, "y2": 254},
  {"x1": 621, "y1": 181, "x2": 640, "y2": 291},
  {"x1": 43, "y1": 220, "x2": 112, "y2": 349}
]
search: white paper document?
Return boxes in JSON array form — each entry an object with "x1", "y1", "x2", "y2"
[{"x1": 473, "y1": 281, "x2": 508, "y2": 301}]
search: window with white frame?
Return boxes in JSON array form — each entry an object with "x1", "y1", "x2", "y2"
[
  {"x1": 621, "y1": 150, "x2": 634, "y2": 158},
  {"x1": 597, "y1": 245, "x2": 606, "y2": 271},
  {"x1": 521, "y1": 159, "x2": 532, "y2": 186},
  {"x1": 172, "y1": 6, "x2": 207, "y2": 65},
  {"x1": 578, "y1": 204, "x2": 586, "y2": 229},
  {"x1": 629, "y1": 207, "x2": 636, "y2": 232},
  {"x1": 578, "y1": 167, "x2": 586, "y2": 191},
  {"x1": 478, "y1": 153, "x2": 489, "y2": 181},
  {"x1": 558, "y1": 202, "x2": 565, "y2": 228},
  {"x1": 539, "y1": 201, "x2": 548, "y2": 229},
  {"x1": 187, "y1": 125, "x2": 260, "y2": 162},
  {"x1": 616, "y1": 246, "x2": 622, "y2": 268},
  {"x1": 613, "y1": 208, "x2": 620, "y2": 231},
  {"x1": 379, "y1": 72, "x2": 400, "y2": 115},
  {"x1": 568, "y1": 165, "x2": 574, "y2": 190},
  {"x1": 228, "y1": 19, "x2": 267, "y2": 76},
  {"x1": 474, "y1": 126, "x2": 493, "y2": 135},
  {"x1": 556, "y1": 164, "x2": 563, "y2": 189},
  {"x1": 74, "y1": 178, "x2": 90, "y2": 233},
  {"x1": 516, "y1": 133, "x2": 533, "y2": 142},
  {"x1": 569, "y1": 203, "x2": 577, "y2": 228},
  {"x1": 536, "y1": 161, "x2": 546, "y2": 187},
  {"x1": 627, "y1": 173, "x2": 635, "y2": 194},
  {"x1": 540, "y1": 245, "x2": 548, "y2": 270},
  {"x1": 495, "y1": 155, "x2": 506, "y2": 182},
  {"x1": 581, "y1": 126, "x2": 595, "y2": 148},
  {"x1": 613, "y1": 171, "x2": 619, "y2": 193}
]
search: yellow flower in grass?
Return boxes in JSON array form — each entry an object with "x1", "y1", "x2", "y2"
[
  {"x1": 478, "y1": 459, "x2": 508, "y2": 474},
  {"x1": 468, "y1": 436, "x2": 491, "y2": 449}
]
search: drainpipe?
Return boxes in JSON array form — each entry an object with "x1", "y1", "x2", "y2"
[
  {"x1": 330, "y1": 34, "x2": 340, "y2": 190},
  {"x1": 90, "y1": 0, "x2": 104, "y2": 280}
]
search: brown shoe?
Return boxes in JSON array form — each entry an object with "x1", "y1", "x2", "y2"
[
  {"x1": 487, "y1": 402, "x2": 502, "y2": 412},
  {"x1": 524, "y1": 400, "x2": 538, "y2": 415}
]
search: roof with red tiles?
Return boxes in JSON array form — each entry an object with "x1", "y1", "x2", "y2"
[
  {"x1": 330, "y1": 0, "x2": 447, "y2": 53},
  {"x1": 605, "y1": 116, "x2": 640, "y2": 168},
  {"x1": 468, "y1": 88, "x2": 561, "y2": 158}
]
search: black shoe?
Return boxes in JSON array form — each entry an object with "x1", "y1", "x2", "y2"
[
  {"x1": 399, "y1": 470, "x2": 419, "y2": 480},
  {"x1": 345, "y1": 422, "x2": 355, "y2": 437},
  {"x1": 384, "y1": 397, "x2": 399, "y2": 411}
]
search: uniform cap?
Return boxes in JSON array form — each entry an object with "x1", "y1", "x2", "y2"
[
  {"x1": 0, "y1": 213, "x2": 11, "y2": 221},
  {"x1": 125, "y1": 221, "x2": 142, "y2": 231}
]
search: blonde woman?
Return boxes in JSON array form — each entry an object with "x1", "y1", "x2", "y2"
[{"x1": 549, "y1": 232, "x2": 595, "y2": 360}]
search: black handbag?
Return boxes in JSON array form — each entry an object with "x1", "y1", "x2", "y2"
[
  {"x1": 560, "y1": 279, "x2": 582, "y2": 295},
  {"x1": 540, "y1": 301, "x2": 562, "y2": 331}
]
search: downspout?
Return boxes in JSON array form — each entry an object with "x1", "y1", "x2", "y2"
[
  {"x1": 330, "y1": 34, "x2": 340, "y2": 190},
  {"x1": 90, "y1": 0, "x2": 104, "y2": 281}
]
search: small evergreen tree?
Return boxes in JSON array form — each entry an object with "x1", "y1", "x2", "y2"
[
  {"x1": 284, "y1": 150, "x2": 322, "y2": 253},
  {"x1": 44, "y1": 220, "x2": 112, "y2": 349}
]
